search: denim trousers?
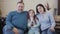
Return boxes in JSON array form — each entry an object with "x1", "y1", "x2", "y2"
[
  {"x1": 42, "y1": 28, "x2": 54, "y2": 34},
  {"x1": 3, "y1": 25, "x2": 24, "y2": 34},
  {"x1": 28, "y1": 28, "x2": 40, "y2": 34}
]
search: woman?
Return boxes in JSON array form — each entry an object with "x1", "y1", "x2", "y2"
[
  {"x1": 28, "y1": 9, "x2": 40, "y2": 34},
  {"x1": 36, "y1": 4, "x2": 56, "y2": 34}
]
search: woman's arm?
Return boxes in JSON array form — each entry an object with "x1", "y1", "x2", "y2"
[{"x1": 49, "y1": 13, "x2": 56, "y2": 28}]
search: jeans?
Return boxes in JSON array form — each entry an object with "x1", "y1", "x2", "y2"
[
  {"x1": 28, "y1": 28, "x2": 40, "y2": 34},
  {"x1": 3, "y1": 25, "x2": 24, "y2": 34},
  {"x1": 42, "y1": 28, "x2": 54, "y2": 34}
]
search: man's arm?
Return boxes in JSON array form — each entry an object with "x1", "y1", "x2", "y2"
[{"x1": 6, "y1": 12, "x2": 14, "y2": 29}]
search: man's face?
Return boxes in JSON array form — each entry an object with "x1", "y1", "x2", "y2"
[{"x1": 17, "y1": 3, "x2": 24, "y2": 11}]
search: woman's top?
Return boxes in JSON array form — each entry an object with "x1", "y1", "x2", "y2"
[{"x1": 36, "y1": 12, "x2": 56, "y2": 31}]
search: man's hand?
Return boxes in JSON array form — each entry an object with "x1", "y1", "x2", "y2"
[{"x1": 13, "y1": 27, "x2": 18, "y2": 34}]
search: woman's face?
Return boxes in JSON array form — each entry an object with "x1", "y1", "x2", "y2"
[
  {"x1": 29, "y1": 11, "x2": 35, "y2": 17},
  {"x1": 37, "y1": 6, "x2": 44, "y2": 14}
]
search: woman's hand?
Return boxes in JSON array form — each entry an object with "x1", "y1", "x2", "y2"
[
  {"x1": 13, "y1": 27, "x2": 18, "y2": 34},
  {"x1": 50, "y1": 27, "x2": 55, "y2": 32}
]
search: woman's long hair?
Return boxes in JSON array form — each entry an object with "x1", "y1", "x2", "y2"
[{"x1": 36, "y1": 4, "x2": 46, "y2": 14}]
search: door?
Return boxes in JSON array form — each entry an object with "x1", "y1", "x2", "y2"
[{"x1": 58, "y1": 0, "x2": 60, "y2": 15}]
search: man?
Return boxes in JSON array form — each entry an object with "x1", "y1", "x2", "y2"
[{"x1": 3, "y1": 2, "x2": 28, "y2": 34}]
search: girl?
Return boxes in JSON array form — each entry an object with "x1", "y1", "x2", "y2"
[
  {"x1": 28, "y1": 9, "x2": 40, "y2": 34},
  {"x1": 36, "y1": 4, "x2": 56, "y2": 34}
]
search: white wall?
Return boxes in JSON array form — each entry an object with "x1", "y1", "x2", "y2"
[
  {"x1": 0, "y1": 0, "x2": 18, "y2": 17},
  {"x1": 0, "y1": 0, "x2": 57, "y2": 17}
]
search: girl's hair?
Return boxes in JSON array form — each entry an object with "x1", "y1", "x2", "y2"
[
  {"x1": 36, "y1": 4, "x2": 46, "y2": 13},
  {"x1": 28, "y1": 9, "x2": 38, "y2": 24}
]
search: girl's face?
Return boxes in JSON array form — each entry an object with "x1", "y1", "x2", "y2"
[
  {"x1": 29, "y1": 11, "x2": 35, "y2": 17},
  {"x1": 37, "y1": 6, "x2": 44, "y2": 14}
]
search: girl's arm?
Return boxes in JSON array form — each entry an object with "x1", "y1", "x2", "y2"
[
  {"x1": 28, "y1": 21, "x2": 32, "y2": 28},
  {"x1": 32, "y1": 20, "x2": 40, "y2": 28}
]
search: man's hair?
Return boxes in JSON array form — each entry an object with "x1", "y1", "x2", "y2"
[{"x1": 17, "y1": 1, "x2": 24, "y2": 5}]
